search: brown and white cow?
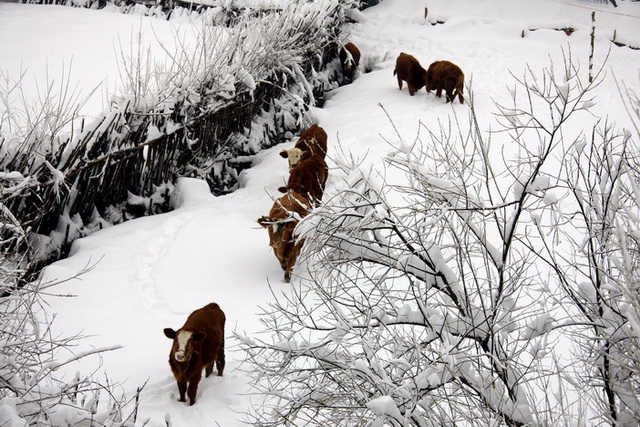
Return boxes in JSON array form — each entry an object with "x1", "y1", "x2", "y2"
[
  {"x1": 257, "y1": 190, "x2": 311, "y2": 283},
  {"x1": 393, "y1": 52, "x2": 427, "y2": 96},
  {"x1": 280, "y1": 124, "x2": 328, "y2": 170},
  {"x1": 163, "y1": 303, "x2": 226, "y2": 406}
]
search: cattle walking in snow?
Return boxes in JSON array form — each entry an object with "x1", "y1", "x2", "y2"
[
  {"x1": 262, "y1": 123, "x2": 330, "y2": 282},
  {"x1": 280, "y1": 124, "x2": 328, "y2": 170},
  {"x1": 425, "y1": 60, "x2": 465, "y2": 104},
  {"x1": 278, "y1": 154, "x2": 328, "y2": 205},
  {"x1": 257, "y1": 190, "x2": 311, "y2": 283},
  {"x1": 339, "y1": 42, "x2": 361, "y2": 83},
  {"x1": 163, "y1": 303, "x2": 226, "y2": 406},
  {"x1": 393, "y1": 52, "x2": 428, "y2": 96}
]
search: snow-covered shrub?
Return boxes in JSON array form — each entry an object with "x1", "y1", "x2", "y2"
[
  {"x1": 0, "y1": 270, "x2": 142, "y2": 426},
  {"x1": 238, "y1": 55, "x2": 640, "y2": 425}
]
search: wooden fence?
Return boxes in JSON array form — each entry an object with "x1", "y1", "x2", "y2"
[{"x1": 1, "y1": 0, "x2": 345, "y2": 285}]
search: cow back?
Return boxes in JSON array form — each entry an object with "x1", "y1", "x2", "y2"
[
  {"x1": 426, "y1": 61, "x2": 464, "y2": 89},
  {"x1": 282, "y1": 156, "x2": 328, "y2": 203},
  {"x1": 395, "y1": 52, "x2": 427, "y2": 91},
  {"x1": 294, "y1": 124, "x2": 328, "y2": 159},
  {"x1": 181, "y1": 303, "x2": 225, "y2": 364}
]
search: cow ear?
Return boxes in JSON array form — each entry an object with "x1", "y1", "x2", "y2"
[
  {"x1": 193, "y1": 332, "x2": 207, "y2": 342},
  {"x1": 164, "y1": 328, "x2": 176, "y2": 339},
  {"x1": 278, "y1": 186, "x2": 287, "y2": 193},
  {"x1": 279, "y1": 150, "x2": 289, "y2": 159},
  {"x1": 257, "y1": 216, "x2": 270, "y2": 227}
]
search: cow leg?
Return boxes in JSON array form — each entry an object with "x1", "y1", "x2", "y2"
[
  {"x1": 397, "y1": 76, "x2": 403, "y2": 90},
  {"x1": 187, "y1": 376, "x2": 201, "y2": 406},
  {"x1": 216, "y1": 341, "x2": 225, "y2": 376},
  {"x1": 436, "y1": 88, "x2": 443, "y2": 98},
  {"x1": 177, "y1": 381, "x2": 187, "y2": 402},
  {"x1": 408, "y1": 83, "x2": 416, "y2": 96},
  {"x1": 285, "y1": 259, "x2": 299, "y2": 282},
  {"x1": 446, "y1": 89, "x2": 453, "y2": 103},
  {"x1": 445, "y1": 81, "x2": 455, "y2": 103},
  {"x1": 205, "y1": 360, "x2": 214, "y2": 378}
]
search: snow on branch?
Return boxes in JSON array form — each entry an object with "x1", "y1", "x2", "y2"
[{"x1": 238, "y1": 51, "x2": 633, "y2": 425}]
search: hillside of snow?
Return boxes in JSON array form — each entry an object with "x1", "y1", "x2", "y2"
[{"x1": 2, "y1": 0, "x2": 638, "y2": 425}]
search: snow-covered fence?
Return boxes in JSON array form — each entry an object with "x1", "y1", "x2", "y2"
[{"x1": 0, "y1": 0, "x2": 349, "y2": 283}]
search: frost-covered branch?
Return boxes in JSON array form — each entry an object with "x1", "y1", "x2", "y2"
[
  {"x1": 238, "y1": 52, "x2": 627, "y2": 426},
  {"x1": 533, "y1": 113, "x2": 640, "y2": 424},
  {"x1": 0, "y1": 267, "x2": 144, "y2": 425}
]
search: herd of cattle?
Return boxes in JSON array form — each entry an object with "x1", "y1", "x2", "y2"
[
  {"x1": 162, "y1": 43, "x2": 466, "y2": 406},
  {"x1": 257, "y1": 123, "x2": 329, "y2": 283},
  {"x1": 395, "y1": 52, "x2": 465, "y2": 103},
  {"x1": 257, "y1": 44, "x2": 466, "y2": 284}
]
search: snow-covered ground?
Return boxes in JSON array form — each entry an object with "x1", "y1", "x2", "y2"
[
  {"x1": 0, "y1": 3, "x2": 205, "y2": 120},
  {"x1": 2, "y1": 0, "x2": 639, "y2": 424}
]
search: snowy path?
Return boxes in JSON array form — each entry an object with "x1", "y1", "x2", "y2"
[{"x1": 33, "y1": 0, "x2": 640, "y2": 425}]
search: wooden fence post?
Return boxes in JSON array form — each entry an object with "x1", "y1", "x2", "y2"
[{"x1": 589, "y1": 11, "x2": 595, "y2": 84}]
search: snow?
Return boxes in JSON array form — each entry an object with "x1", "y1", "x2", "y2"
[
  {"x1": 367, "y1": 395, "x2": 403, "y2": 420},
  {"x1": 2, "y1": 0, "x2": 640, "y2": 425},
  {"x1": 0, "y1": 400, "x2": 25, "y2": 427},
  {"x1": 0, "y1": 3, "x2": 203, "y2": 120}
]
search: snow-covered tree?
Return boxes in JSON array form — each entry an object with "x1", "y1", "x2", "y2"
[
  {"x1": 0, "y1": 266, "x2": 143, "y2": 426},
  {"x1": 535, "y1": 80, "x2": 640, "y2": 424},
  {"x1": 238, "y1": 54, "x2": 640, "y2": 425}
]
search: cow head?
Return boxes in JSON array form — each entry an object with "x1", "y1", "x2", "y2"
[
  {"x1": 341, "y1": 52, "x2": 356, "y2": 78},
  {"x1": 424, "y1": 71, "x2": 435, "y2": 92},
  {"x1": 257, "y1": 215, "x2": 297, "y2": 250},
  {"x1": 279, "y1": 148, "x2": 304, "y2": 170},
  {"x1": 164, "y1": 328, "x2": 206, "y2": 363},
  {"x1": 414, "y1": 67, "x2": 428, "y2": 92}
]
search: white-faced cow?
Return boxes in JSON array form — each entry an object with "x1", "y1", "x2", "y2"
[
  {"x1": 277, "y1": 154, "x2": 328, "y2": 205},
  {"x1": 279, "y1": 124, "x2": 328, "y2": 170},
  {"x1": 163, "y1": 303, "x2": 225, "y2": 406}
]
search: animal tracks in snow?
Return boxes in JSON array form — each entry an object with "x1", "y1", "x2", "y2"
[{"x1": 130, "y1": 211, "x2": 198, "y2": 316}]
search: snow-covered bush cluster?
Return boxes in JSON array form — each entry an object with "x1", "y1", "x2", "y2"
[
  {"x1": 0, "y1": 0, "x2": 350, "y2": 283},
  {"x1": 0, "y1": 268, "x2": 144, "y2": 426},
  {"x1": 238, "y1": 56, "x2": 640, "y2": 425}
]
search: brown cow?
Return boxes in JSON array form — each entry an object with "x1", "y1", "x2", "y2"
[
  {"x1": 277, "y1": 155, "x2": 328, "y2": 205},
  {"x1": 163, "y1": 303, "x2": 226, "y2": 406},
  {"x1": 393, "y1": 52, "x2": 427, "y2": 96},
  {"x1": 425, "y1": 60, "x2": 465, "y2": 104},
  {"x1": 257, "y1": 190, "x2": 311, "y2": 283},
  {"x1": 280, "y1": 124, "x2": 328, "y2": 169},
  {"x1": 339, "y1": 42, "x2": 361, "y2": 83}
]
